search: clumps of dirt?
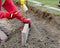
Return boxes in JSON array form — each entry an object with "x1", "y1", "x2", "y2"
[
  {"x1": 42, "y1": 12, "x2": 53, "y2": 20},
  {"x1": 28, "y1": 5, "x2": 60, "y2": 24},
  {"x1": 28, "y1": 5, "x2": 53, "y2": 21}
]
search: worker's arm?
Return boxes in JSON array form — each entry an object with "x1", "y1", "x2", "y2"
[
  {"x1": 2, "y1": 0, "x2": 31, "y2": 25},
  {"x1": 14, "y1": 11, "x2": 31, "y2": 25},
  {"x1": 0, "y1": 11, "x2": 31, "y2": 26}
]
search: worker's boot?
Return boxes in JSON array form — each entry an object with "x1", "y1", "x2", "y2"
[{"x1": 3, "y1": 0, "x2": 18, "y2": 12}]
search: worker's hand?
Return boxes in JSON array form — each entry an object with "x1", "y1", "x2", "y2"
[{"x1": 23, "y1": 19, "x2": 31, "y2": 28}]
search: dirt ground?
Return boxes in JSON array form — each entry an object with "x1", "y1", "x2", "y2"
[{"x1": 0, "y1": 5, "x2": 60, "y2": 48}]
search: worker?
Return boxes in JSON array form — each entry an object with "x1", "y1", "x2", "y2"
[{"x1": 0, "y1": 0, "x2": 31, "y2": 25}]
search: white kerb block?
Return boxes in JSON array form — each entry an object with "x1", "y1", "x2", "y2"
[{"x1": 22, "y1": 24, "x2": 29, "y2": 45}]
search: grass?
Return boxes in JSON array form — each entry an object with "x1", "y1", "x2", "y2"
[
  {"x1": 28, "y1": 0, "x2": 60, "y2": 15},
  {"x1": 35, "y1": 0, "x2": 58, "y2": 7},
  {"x1": 37, "y1": 6, "x2": 60, "y2": 15}
]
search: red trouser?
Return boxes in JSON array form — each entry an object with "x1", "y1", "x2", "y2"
[
  {"x1": 3, "y1": 0, "x2": 18, "y2": 12},
  {"x1": 0, "y1": 0, "x2": 31, "y2": 24}
]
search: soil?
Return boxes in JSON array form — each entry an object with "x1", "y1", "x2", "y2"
[{"x1": 0, "y1": 5, "x2": 60, "y2": 48}]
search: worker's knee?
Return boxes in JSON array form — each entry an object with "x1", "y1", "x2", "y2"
[{"x1": 0, "y1": 11, "x2": 6, "y2": 19}]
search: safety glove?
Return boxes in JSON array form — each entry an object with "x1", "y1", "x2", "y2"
[{"x1": 22, "y1": 19, "x2": 31, "y2": 28}]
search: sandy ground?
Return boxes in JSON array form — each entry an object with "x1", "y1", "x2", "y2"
[{"x1": 0, "y1": 5, "x2": 60, "y2": 48}]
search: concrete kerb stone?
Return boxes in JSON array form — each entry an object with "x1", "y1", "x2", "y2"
[
  {"x1": 22, "y1": 24, "x2": 29, "y2": 46},
  {"x1": 21, "y1": 18, "x2": 31, "y2": 46}
]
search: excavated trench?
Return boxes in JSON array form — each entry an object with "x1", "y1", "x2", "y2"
[{"x1": 0, "y1": 5, "x2": 60, "y2": 48}]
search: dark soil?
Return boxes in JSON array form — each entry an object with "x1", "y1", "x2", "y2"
[{"x1": 0, "y1": 5, "x2": 60, "y2": 48}]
